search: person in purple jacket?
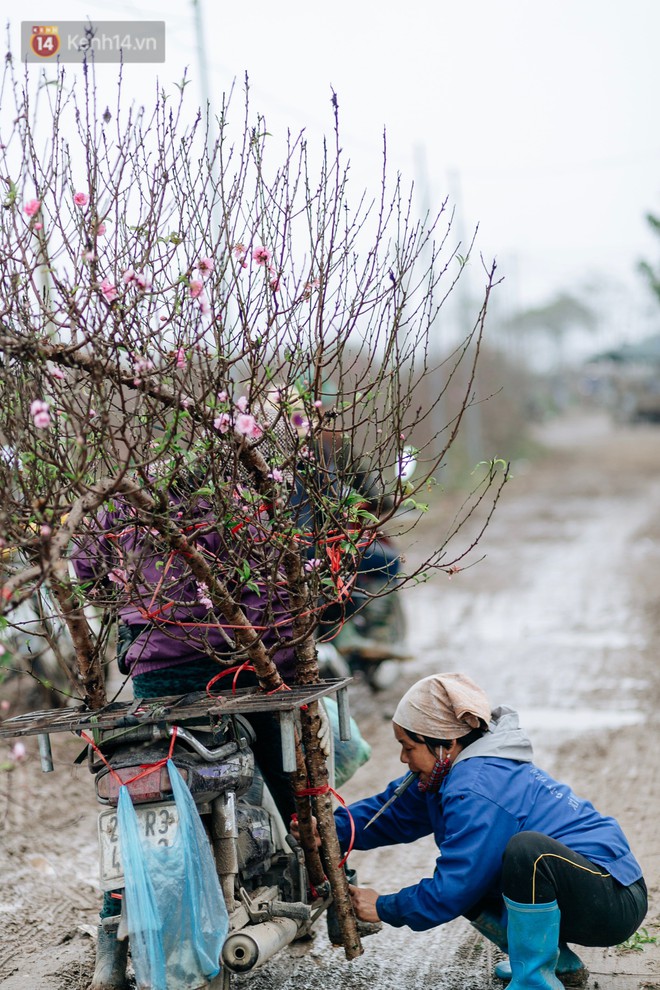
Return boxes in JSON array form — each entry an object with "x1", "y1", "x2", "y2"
[
  {"x1": 72, "y1": 480, "x2": 305, "y2": 990},
  {"x1": 71, "y1": 486, "x2": 298, "y2": 682},
  {"x1": 333, "y1": 672, "x2": 647, "y2": 990},
  {"x1": 71, "y1": 483, "x2": 300, "y2": 813}
]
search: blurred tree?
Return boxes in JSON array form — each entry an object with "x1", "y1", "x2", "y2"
[
  {"x1": 503, "y1": 293, "x2": 596, "y2": 347},
  {"x1": 638, "y1": 212, "x2": 660, "y2": 303}
]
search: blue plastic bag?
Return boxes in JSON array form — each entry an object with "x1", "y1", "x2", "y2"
[
  {"x1": 324, "y1": 697, "x2": 371, "y2": 786},
  {"x1": 118, "y1": 759, "x2": 228, "y2": 990}
]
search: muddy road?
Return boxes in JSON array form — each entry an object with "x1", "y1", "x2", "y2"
[{"x1": 1, "y1": 409, "x2": 659, "y2": 990}]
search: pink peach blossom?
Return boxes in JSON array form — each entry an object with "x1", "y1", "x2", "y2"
[
  {"x1": 99, "y1": 278, "x2": 117, "y2": 303},
  {"x1": 108, "y1": 567, "x2": 129, "y2": 585},
  {"x1": 11, "y1": 742, "x2": 27, "y2": 761},
  {"x1": 132, "y1": 355, "x2": 154, "y2": 377},
  {"x1": 30, "y1": 399, "x2": 51, "y2": 429},
  {"x1": 176, "y1": 348, "x2": 186, "y2": 369},
  {"x1": 73, "y1": 191, "x2": 89, "y2": 207},
  {"x1": 235, "y1": 395, "x2": 249, "y2": 412},
  {"x1": 24, "y1": 199, "x2": 41, "y2": 217},
  {"x1": 235, "y1": 413, "x2": 263, "y2": 439},
  {"x1": 196, "y1": 582, "x2": 213, "y2": 609},
  {"x1": 252, "y1": 245, "x2": 271, "y2": 266},
  {"x1": 189, "y1": 279, "x2": 204, "y2": 299},
  {"x1": 303, "y1": 277, "x2": 320, "y2": 299},
  {"x1": 197, "y1": 257, "x2": 214, "y2": 278},
  {"x1": 34, "y1": 222, "x2": 43, "y2": 231},
  {"x1": 96, "y1": 222, "x2": 106, "y2": 236},
  {"x1": 213, "y1": 412, "x2": 231, "y2": 433}
]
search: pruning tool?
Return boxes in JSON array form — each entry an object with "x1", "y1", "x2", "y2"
[{"x1": 363, "y1": 770, "x2": 419, "y2": 830}]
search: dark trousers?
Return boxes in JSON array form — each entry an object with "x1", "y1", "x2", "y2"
[{"x1": 500, "y1": 831, "x2": 647, "y2": 946}]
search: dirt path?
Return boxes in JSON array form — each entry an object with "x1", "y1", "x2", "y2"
[{"x1": 1, "y1": 409, "x2": 659, "y2": 990}]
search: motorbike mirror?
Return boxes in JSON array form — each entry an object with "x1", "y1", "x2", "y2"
[{"x1": 397, "y1": 445, "x2": 417, "y2": 482}]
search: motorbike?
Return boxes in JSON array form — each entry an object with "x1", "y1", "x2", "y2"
[{"x1": 0, "y1": 676, "x2": 357, "y2": 990}]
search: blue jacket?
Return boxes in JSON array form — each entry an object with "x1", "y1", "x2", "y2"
[{"x1": 334, "y1": 707, "x2": 642, "y2": 931}]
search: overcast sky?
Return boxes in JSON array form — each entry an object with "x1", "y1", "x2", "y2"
[{"x1": 7, "y1": 1, "x2": 660, "y2": 340}]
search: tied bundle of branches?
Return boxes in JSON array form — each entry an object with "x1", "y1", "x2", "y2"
[{"x1": 0, "y1": 61, "x2": 508, "y2": 958}]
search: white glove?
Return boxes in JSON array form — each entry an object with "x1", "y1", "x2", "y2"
[{"x1": 317, "y1": 702, "x2": 332, "y2": 758}]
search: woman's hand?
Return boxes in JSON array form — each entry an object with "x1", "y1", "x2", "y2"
[
  {"x1": 348, "y1": 884, "x2": 381, "y2": 923},
  {"x1": 288, "y1": 819, "x2": 380, "y2": 922}
]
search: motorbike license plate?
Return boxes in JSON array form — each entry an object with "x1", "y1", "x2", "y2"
[{"x1": 98, "y1": 802, "x2": 179, "y2": 890}]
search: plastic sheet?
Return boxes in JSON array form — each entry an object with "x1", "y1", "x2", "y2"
[{"x1": 118, "y1": 759, "x2": 228, "y2": 990}]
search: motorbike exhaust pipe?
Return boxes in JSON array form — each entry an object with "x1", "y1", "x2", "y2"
[{"x1": 222, "y1": 917, "x2": 299, "y2": 973}]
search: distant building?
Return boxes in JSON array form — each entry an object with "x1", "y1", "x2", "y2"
[{"x1": 583, "y1": 335, "x2": 660, "y2": 423}]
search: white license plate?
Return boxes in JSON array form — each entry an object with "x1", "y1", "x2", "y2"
[{"x1": 98, "y1": 802, "x2": 179, "y2": 890}]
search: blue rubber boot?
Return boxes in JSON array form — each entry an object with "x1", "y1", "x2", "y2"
[
  {"x1": 503, "y1": 896, "x2": 563, "y2": 989},
  {"x1": 494, "y1": 942, "x2": 588, "y2": 986}
]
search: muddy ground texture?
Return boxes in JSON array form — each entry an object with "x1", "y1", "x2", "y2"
[{"x1": 1, "y1": 409, "x2": 659, "y2": 990}]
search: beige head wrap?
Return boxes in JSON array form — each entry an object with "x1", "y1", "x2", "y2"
[{"x1": 393, "y1": 672, "x2": 492, "y2": 740}]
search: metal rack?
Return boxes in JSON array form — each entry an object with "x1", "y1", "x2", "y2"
[{"x1": 0, "y1": 677, "x2": 354, "y2": 774}]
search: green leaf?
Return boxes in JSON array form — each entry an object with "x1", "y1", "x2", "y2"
[
  {"x1": 355, "y1": 509, "x2": 381, "y2": 524},
  {"x1": 403, "y1": 498, "x2": 429, "y2": 512},
  {"x1": 3, "y1": 178, "x2": 17, "y2": 208},
  {"x1": 618, "y1": 927, "x2": 657, "y2": 952}
]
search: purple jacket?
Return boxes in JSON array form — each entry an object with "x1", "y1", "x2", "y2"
[{"x1": 70, "y1": 494, "x2": 297, "y2": 681}]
